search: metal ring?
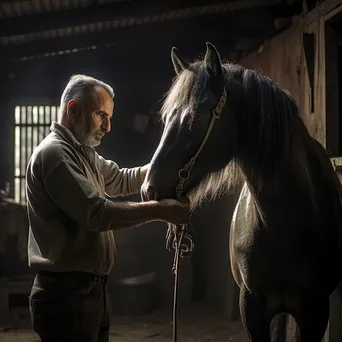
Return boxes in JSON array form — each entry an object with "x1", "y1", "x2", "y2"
[
  {"x1": 178, "y1": 168, "x2": 190, "y2": 180},
  {"x1": 212, "y1": 109, "x2": 221, "y2": 119}
]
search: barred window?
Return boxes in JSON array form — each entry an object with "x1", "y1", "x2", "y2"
[{"x1": 14, "y1": 105, "x2": 60, "y2": 203}]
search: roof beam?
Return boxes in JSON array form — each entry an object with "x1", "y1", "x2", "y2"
[
  {"x1": 0, "y1": 0, "x2": 288, "y2": 38},
  {"x1": 1, "y1": 13, "x2": 278, "y2": 61},
  {"x1": 3, "y1": 39, "x2": 224, "y2": 71}
]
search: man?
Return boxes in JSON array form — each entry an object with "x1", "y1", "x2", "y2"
[{"x1": 26, "y1": 74, "x2": 189, "y2": 342}]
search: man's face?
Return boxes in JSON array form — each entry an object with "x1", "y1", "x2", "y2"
[{"x1": 73, "y1": 86, "x2": 114, "y2": 147}]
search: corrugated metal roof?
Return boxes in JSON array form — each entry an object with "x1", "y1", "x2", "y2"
[
  {"x1": 0, "y1": 0, "x2": 284, "y2": 19},
  {"x1": 0, "y1": 0, "x2": 284, "y2": 45},
  {"x1": 0, "y1": 0, "x2": 292, "y2": 62},
  {"x1": 0, "y1": 0, "x2": 119, "y2": 19}
]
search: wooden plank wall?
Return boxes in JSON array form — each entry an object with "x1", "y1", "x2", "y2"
[
  {"x1": 238, "y1": 0, "x2": 342, "y2": 146},
  {"x1": 239, "y1": 24, "x2": 303, "y2": 114}
]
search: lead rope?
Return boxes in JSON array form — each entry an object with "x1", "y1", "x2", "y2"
[
  {"x1": 166, "y1": 88, "x2": 227, "y2": 342},
  {"x1": 166, "y1": 204, "x2": 196, "y2": 342}
]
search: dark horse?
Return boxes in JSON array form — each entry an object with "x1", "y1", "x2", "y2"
[{"x1": 141, "y1": 42, "x2": 342, "y2": 341}]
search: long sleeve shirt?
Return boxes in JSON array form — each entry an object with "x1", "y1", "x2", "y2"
[{"x1": 26, "y1": 121, "x2": 142, "y2": 275}]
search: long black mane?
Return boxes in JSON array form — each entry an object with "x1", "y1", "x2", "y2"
[
  {"x1": 160, "y1": 60, "x2": 313, "y2": 205},
  {"x1": 239, "y1": 68, "x2": 306, "y2": 183}
]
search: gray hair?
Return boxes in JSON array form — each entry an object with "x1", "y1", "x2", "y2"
[{"x1": 59, "y1": 74, "x2": 114, "y2": 119}]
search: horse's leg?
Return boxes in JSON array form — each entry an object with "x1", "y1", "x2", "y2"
[
  {"x1": 295, "y1": 296, "x2": 329, "y2": 342},
  {"x1": 239, "y1": 285, "x2": 270, "y2": 342}
]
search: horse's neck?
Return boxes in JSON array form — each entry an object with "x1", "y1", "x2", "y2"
[
  {"x1": 239, "y1": 138, "x2": 317, "y2": 205},
  {"x1": 240, "y1": 162, "x2": 309, "y2": 197}
]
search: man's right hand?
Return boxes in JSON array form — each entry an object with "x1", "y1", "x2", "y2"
[{"x1": 156, "y1": 198, "x2": 191, "y2": 225}]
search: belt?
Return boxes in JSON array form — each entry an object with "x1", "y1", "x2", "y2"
[{"x1": 37, "y1": 270, "x2": 108, "y2": 284}]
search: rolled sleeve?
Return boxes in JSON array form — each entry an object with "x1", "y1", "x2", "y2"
[
  {"x1": 44, "y1": 160, "x2": 115, "y2": 232},
  {"x1": 98, "y1": 155, "x2": 142, "y2": 197}
]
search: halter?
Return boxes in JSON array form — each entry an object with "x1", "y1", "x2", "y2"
[
  {"x1": 167, "y1": 87, "x2": 227, "y2": 342},
  {"x1": 175, "y1": 87, "x2": 227, "y2": 200}
]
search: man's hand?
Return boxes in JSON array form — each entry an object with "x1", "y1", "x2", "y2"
[
  {"x1": 109, "y1": 197, "x2": 191, "y2": 231},
  {"x1": 156, "y1": 198, "x2": 191, "y2": 225}
]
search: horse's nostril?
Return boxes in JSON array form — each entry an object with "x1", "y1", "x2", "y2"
[{"x1": 146, "y1": 185, "x2": 156, "y2": 201}]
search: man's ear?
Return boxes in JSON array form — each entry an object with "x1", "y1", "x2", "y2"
[{"x1": 67, "y1": 99, "x2": 78, "y2": 119}]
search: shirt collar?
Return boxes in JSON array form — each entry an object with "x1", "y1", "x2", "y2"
[
  {"x1": 50, "y1": 121, "x2": 98, "y2": 171},
  {"x1": 50, "y1": 121, "x2": 95, "y2": 153}
]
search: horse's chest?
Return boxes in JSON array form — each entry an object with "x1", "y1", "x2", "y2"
[
  {"x1": 230, "y1": 184, "x2": 259, "y2": 252},
  {"x1": 229, "y1": 184, "x2": 332, "y2": 291}
]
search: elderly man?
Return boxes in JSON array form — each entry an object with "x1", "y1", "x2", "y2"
[{"x1": 26, "y1": 74, "x2": 189, "y2": 342}]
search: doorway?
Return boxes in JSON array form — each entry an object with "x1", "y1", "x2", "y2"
[{"x1": 325, "y1": 11, "x2": 342, "y2": 157}]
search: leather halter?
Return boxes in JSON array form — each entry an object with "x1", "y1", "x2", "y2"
[{"x1": 175, "y1": 87, "x2": 228, "y2": 199}]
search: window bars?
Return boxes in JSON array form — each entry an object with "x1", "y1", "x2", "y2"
[{"x1": 14, "y1": 105, "x2": 60, "y2": 203}]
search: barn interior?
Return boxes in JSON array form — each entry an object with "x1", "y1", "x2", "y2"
[{"x1": 0, "y1": 0, "x2": 340, "y2": 341}]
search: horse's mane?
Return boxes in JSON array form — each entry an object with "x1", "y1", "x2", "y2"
[
  {"x1": 161, "y1": 61, "x2": 208, "y2": 124},
  {"x1": 160, "y1": 60, "x2": 311, "y2": 208}
]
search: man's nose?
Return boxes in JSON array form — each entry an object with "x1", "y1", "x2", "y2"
[{"x1": 102, "y1": 118, "x2": 111, "y2": 132}]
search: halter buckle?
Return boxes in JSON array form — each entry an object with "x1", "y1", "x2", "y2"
[{"x1": 178, "y1": 168, "x2": 190, "y2": 181}]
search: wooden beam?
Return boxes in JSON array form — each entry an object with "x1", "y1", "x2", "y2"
[
  {"x1": 0, "y1": 1, "x2": 289, "y2": 38},
  {"x1": 0, "y1": 0, "x2": 24, "y2": 3},
  {"x1": 303, "y1": 32, "x2": 316, "y2": 112},
  {"x1": 2, "y1": 42, "x2": 201, "y2": 76},
  {"x1": 304, "y1": 0, "x2": 342, "y2": 25},
  {"x1": 1, "y1": 14, "x2": 277, "y2": 61}
]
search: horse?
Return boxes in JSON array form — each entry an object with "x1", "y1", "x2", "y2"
[{"x1": 141, "y1": 42, "x2": 342, "y2": 341}]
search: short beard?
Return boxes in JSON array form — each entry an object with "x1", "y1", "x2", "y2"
[{"x1": 74, "y1": 113, "x2": 100, "y2": 148}]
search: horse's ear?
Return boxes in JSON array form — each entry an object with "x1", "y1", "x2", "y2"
[
  {"x1": 204, "y1": 42, "x2": 222, "y2": 77},
  {"x1": 171, "y1": 47, "x2": 187, "y2": 75}
]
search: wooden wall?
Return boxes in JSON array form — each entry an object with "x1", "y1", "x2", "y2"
[
  {"x1": 240, "y1": 24, "x2": 302, "y2": 112},
  {"x1": 239, "y1": 0, "x2": 342, "y2": 148}
]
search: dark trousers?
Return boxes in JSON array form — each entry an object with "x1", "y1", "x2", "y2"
[{"x1": 29, "y1": 271, "x2": 110, "y2": 342}]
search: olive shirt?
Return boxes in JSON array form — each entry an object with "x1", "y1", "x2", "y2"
[{"x1": 26, "y1": 121, "x2": 142, "y2": 276}]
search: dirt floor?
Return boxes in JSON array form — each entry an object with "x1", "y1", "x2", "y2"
[{"x1": 0, "y1": 303, "x2": 246, "y2": 342}]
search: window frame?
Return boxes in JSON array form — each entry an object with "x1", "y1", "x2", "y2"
[{"x1": 12, "y1": 101, "x2": 60, "y2": 204}]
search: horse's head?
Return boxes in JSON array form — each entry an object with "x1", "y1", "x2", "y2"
[{"x1": 142, "y1": 43, "x2": 240, "y2": 204}]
